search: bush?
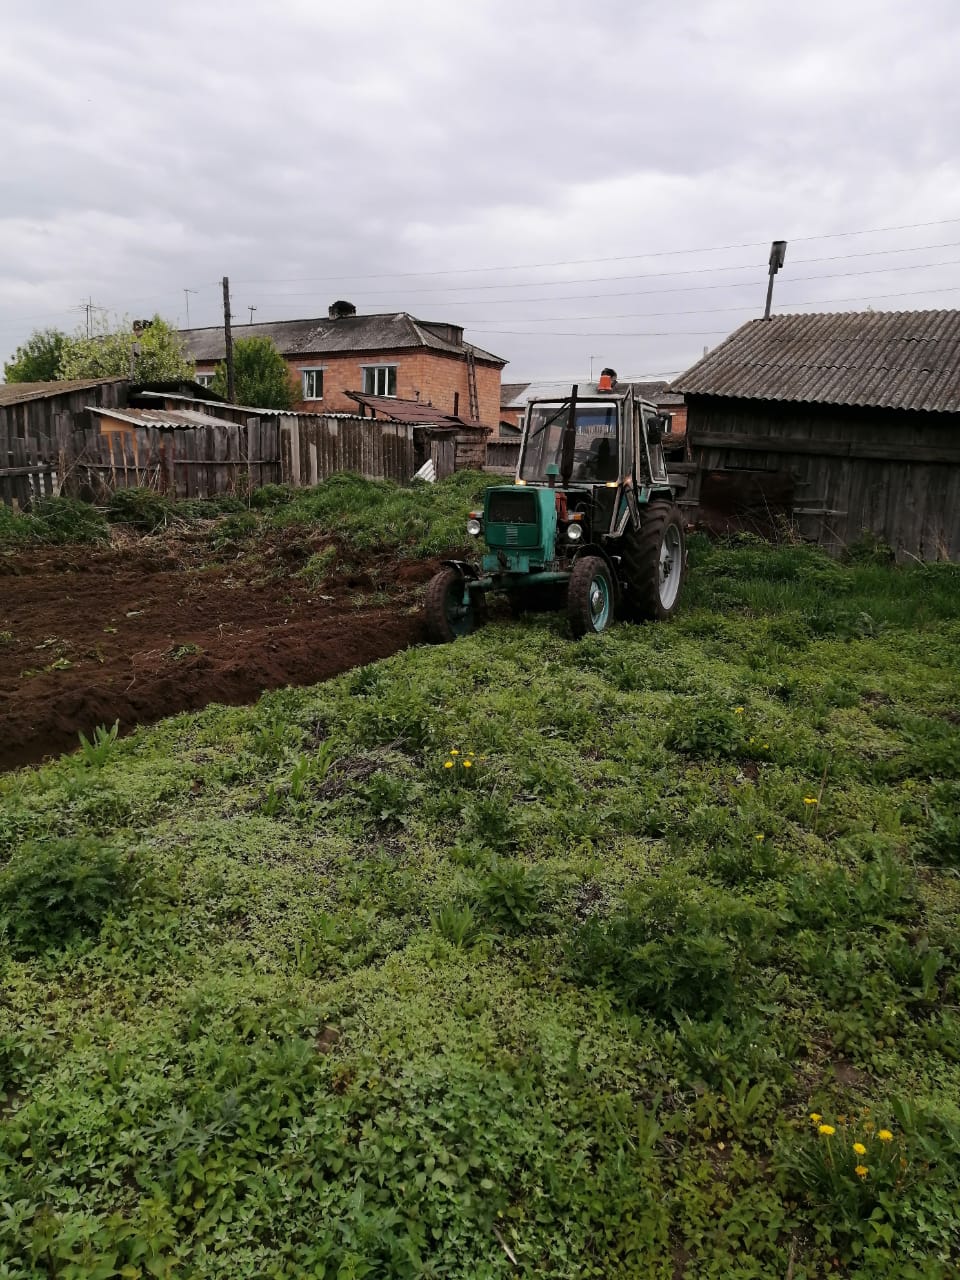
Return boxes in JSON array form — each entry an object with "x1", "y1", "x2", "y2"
[
  {"x1": 0, "y1": 837, "x2": 132, "y2": 955},
  {"x1": 25, "y1": 497, "x2": 109, "y2": 545},
  {"x1": 106, "y1": 487, "x2": 173, "y2": 532},
  {"x1": 249, "y1": 484, "x2": 293, "y2": 510}
]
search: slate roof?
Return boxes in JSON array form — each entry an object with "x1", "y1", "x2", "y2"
[
  {"x1": 0, "y1": 377, "x2": 126, "y2": 407},
  {"x1": 180, "y1": 313, "x2": 506, "y2": 367},
  {"x1": 672, "y1": 310, "x2": 960, "y2": 413}
]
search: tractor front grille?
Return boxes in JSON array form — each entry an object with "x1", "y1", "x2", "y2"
[{"x1": 487, "y1": 490, "x2": 538, "y2": 526}]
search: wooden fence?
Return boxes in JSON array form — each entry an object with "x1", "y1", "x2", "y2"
[
  {"x1": 72, "y1": 417, "x2": 281, "y2": 500},
  {"x1": 281, "y1": 415, "x2": 415, "y2": 486}
]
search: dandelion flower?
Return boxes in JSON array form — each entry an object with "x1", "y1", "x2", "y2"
[
  {"x1": 463, "y1": 759, "x2": 473, "y2": 768},
  {"x1": 818, "y1": 1124, "x2": 836, "y2": 1136},
  {"x1": 755, "y1": 833, "x2": 765, "y2": 842},
  {"x1": 763, "y1": 742, "x2": 770, "y2": 749},
  {"x1": 803, "y1": 796, "x2": 818, "y2": 805},
  {"x1": 443, "y1": 761, "x2": 454, "y2": 769},
  {"x1": 878, "y1": 1129, "x2": 893, "y2": 1142},
  {"x1": 734, "y1": 706, "x2": 745, "y2": 715},
  {"x1": 810, "y1": 1113, "x2": 822, "y2": 1124},
  {"x1": 853, "y1": 1143, "x2": 867, "y2": 1156},
  {"x1": 450, "y1": 749, "x2": 459, "y2": 755},
  {"x1": 855, "y1": 1165, "x2": 869, "y2": 1178}
]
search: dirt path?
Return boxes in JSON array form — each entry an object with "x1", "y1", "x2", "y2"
[{"x1": 0, "y1": 533, "x2": 433, "y2": 772}]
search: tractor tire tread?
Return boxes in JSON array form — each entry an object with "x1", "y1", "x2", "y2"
[{"x1": 619, "y1": 501, "x2": 685, "y2": 622}]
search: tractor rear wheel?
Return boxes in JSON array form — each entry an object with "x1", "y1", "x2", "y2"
[
  {"x1": 425, "y1": 567, "x2": 478, "y2": 643},
  {"x1": 567, "y1": 556, "x2": 614, "y2": 638},
  {"x1": 620, "y1": 501, "x2": 685, "y2": 621}
]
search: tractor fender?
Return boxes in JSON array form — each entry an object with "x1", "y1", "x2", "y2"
[{"x1": 439, "y1": 559, "x2": 479, "y2": 580}]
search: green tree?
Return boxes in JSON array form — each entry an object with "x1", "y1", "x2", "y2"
[
  {"x1": 210, "y1": 336, "x2": 294, "y2": 410},
  {"x1": 58, "y1": 314, "x2": 194, "y2": 382},
  {"x1": 3, "y1": 328, "x2": 67, "y2": 382}
]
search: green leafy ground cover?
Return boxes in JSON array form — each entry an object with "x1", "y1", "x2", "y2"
[
  {"x1": 0, "y1": 473, "x2": 494, "y2": 556},
  {"x1": 1, "y1": 535, "x2": 959, "y2": 1278}
]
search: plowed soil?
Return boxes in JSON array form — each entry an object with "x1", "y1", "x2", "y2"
[{"x1": 0, "y1": 530, "x2": 436, "y2": 772}]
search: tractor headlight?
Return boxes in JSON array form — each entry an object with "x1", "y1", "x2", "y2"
[
  {"x1": 466, "y1": 517, "x2": 482, "y2": 537},
  {"x1": 566, "y1": 522, "x2": 583, "y2": 542}
]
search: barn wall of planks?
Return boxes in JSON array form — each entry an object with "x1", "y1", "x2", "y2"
[
  {"x1": 0, "y1": 381, "x2": 127, "y2": 508},
  {"x1": 684, "y1": 397, "x2": 960, "y2": 561}
]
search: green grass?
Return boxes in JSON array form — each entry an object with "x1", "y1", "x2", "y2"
[{"x1": 1, "y1": 539, "x2": 959, "y2": 1277}]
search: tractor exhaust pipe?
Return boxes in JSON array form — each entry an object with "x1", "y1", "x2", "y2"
[{"x1": 560, "y1": 384, "x2": 578, "y2": 487}]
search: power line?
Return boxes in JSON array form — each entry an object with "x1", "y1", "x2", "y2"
[
  {"x1": 465, "y1": 283, "x2": 960, "y2": 337},
  {"x1": 243, "y1": 240, "x2": 960, "y2": 301},
  {"x1": 229, "y1": 216, "x2": 960, "y2": 286}
]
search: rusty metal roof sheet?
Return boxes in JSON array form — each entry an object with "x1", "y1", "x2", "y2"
[
  {"x1": 672, "y1": 310, "x2": 960, "y2": 412},
  {"x1": 179, "y1": 313, "x2": 506, "y2": 367},
  {"x1": 345, "y1": 391, "x2": 489, "y2": 431},
  {"x1": 0, "y1": 377, "x2": 126, "y2": 407}
]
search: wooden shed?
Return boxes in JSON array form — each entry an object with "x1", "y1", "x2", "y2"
[{"x1": 673, "y1": 310, "x2": 960, "y2": 560}]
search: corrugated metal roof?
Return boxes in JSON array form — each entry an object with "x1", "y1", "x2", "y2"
[
  {"x1": 346, "y1": 391, "x2": 488, "y2": 431},
  {"x1": 88, "y1": 405, "x2": 244, "y2": 430},
  {"x1": 0, "y1": 377, "x2": 126, "y2": 407},
  {"x1": 672, "y1": 310, "x2": 960, "y2": 412},
  {"x1": 500, "y1": 378, "x2": 681, "y2": 409},
  {"x1": 180, "y1": 313, "x2": 506, "y2": 367}
]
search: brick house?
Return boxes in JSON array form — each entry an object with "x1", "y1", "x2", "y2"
[{"x1": 180, "y1": 302, "x2": 506, "y2": 428}]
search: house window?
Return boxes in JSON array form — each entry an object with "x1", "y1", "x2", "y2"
[
  {"x1": 195, "y1": 373, "x2": 214, "y2": 387},
  {"x1": 302, "y1": 368, "x2": 323, "y2": 401},
  {"x1": 362, "y1": 365, "x2": 397, "y2": 397}
]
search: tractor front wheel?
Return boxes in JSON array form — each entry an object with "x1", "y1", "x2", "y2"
[
  {"x1": 567, "y1": 556, "x2": 614, "y2": 638},
  {"x1": 425, "y1": 567, "x2": 478, "y2": 643},
  {"x1": 621, "y1": 502, "x2": 686, "y2": 621}
]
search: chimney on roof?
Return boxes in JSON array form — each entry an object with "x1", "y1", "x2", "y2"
[{"x1": 328, "y1": 300, "x2": 357, "y2": 320}]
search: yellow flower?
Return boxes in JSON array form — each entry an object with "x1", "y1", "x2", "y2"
[
  {"x1": 818, "y1": 1124, "x2": 836, "y2": 1136},
  {"x1": 803, "y1": 796, "x2": 818, "y2": 805},
  {"x1": 755, "y1": 833, "x2": 765, "y2": 842},
  {"x1": 734, "y1": 706, "x2": 745, "y2": 715},
  {"x1": 463, "y1": 759, "x2": 473, "y2": 768},
  {"x1": 763, "y1": 742, "x2": 770, "y2": 749},
  {"x1": 878, "y1": 1129, "x2": 893, "y2": 1142},
  {"x1": 810, "y1": 1113, "x2": 822, "y2": 1123},
  {"x1": 853, "y1": 1142, "x2": 867, "y2": 1156},
  {"x1": 855, "y1": 1165, "x2": 869, "y2": 1178},
  {"x1": 450, "y1": 749, "x2": 459, "y2": 755},
  {"x1": 443, "y1": 761, "x2": 454, "y2": 769}
]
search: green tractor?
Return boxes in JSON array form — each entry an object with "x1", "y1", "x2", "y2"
[{"x1": 425, "y1": 371, "x2": 686, "y2": 641}]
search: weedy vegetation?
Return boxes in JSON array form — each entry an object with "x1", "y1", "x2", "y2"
[{"x1": 1, "y1": 527, "x2": 959, "y2": 1277}]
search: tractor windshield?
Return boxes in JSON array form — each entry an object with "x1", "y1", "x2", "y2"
[{"x1": 519, "y1": 402, "x2": 620, "y2": 484}]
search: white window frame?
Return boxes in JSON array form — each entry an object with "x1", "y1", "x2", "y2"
[
  {"x1": 195, "y1": 372, "x2": 214, "y2": 388},
  {"x1": 301, "y1": 367, "x2": 324, "y2": 401},
  {"x1": 362, "y1": 364, "x2": 398, "y2": 397}
]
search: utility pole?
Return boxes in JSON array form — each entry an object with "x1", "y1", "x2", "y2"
[
  {"x1": 86, "y1": 297, "x2": 93, "y2": 338},
  {"x1": 184, "y1": 288, "x2": 198, "y2": 328},
  {"x1": 248, "y1": 305, "x2": 257, "y2": 325},
  {"x1": 222, "y1": 276, "x2": 235, "y2": 401},
  {"x1": 589, "y1": 355, "x2": 598, "y2": 381},
  {"x1": 763, "y1": 241, "x2": 787, "y2": 319}
]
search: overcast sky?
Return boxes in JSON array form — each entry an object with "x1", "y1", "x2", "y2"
[{"x1": 2, "y1": 0, "x2": 959, "y2": 382}]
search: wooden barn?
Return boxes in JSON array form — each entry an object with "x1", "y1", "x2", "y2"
[{"x1": 673, "y1": 310, "x2": 960, "y2": 560}]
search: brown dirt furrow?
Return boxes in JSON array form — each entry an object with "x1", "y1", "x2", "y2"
[{"x1": 0, "y1": 539, "x2": 433, "y2": 772}]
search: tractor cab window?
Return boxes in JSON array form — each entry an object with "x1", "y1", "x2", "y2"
[{"x1": 520, "y1": 402, "x2": 620, "y2": 484}]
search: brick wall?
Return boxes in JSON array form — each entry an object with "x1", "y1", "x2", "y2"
[{"x1": 196, "y1": 348, "x2": 503, "y2": 428}]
